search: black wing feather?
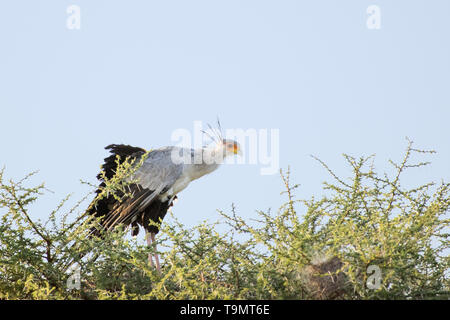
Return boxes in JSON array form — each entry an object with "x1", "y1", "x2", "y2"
[{"x1": 87, "y1": 144, "x2": 174, "y2": 237}]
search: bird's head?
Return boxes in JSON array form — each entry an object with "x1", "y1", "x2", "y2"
[
  {"x1": 201, "y1": 119, "x2": 242, "y2": 160},
  {"x1": 221, "y1": 139, "x2": 242, "y2": 157}
]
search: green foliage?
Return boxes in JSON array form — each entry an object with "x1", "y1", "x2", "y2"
[{"x1": 0, "y1": 141, "x2": 448, "y2": 299}]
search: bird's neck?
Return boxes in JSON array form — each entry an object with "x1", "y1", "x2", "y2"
[
  {"x1": 185, "y1": 146, "x2": 224, "y2": 180},
  {"x1": 201, "y1": 144, "x2": 226, "y2": 164}
]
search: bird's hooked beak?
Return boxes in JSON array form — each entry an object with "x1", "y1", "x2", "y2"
[{"x1": 234, "y1": 143, "x2": 243, "y2": 156}]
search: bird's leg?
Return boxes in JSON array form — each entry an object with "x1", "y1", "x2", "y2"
[
  {"x1": 151, "y1": 232, "x2": 161, "y2": 272},
  {"x1": 145, "y1": 232, "x2": 154, "y2": 268}
]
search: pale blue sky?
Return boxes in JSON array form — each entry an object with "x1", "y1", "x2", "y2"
[{"x1": 0, "y1": 1, "x2": 449, "y2": 231}]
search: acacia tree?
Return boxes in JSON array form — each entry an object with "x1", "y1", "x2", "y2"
[{"x1": 0, "y1": 141, "x2": 448, "y2": 299}]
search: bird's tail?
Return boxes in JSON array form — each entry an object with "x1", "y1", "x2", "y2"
[{"x1": 87, "y1": 144, "x2": 147, "y2": 237}]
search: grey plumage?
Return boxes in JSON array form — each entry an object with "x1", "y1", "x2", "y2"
[{"x1": 92, "y1": 146, "x2": 183, "y2": 235}]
